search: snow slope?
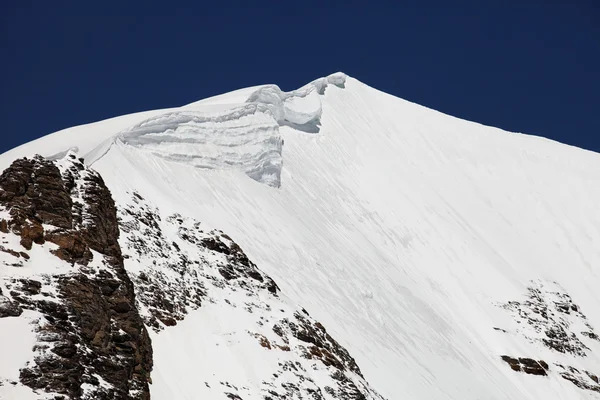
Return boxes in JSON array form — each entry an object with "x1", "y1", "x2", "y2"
[{"x1": 2, "y1": 73, "x2": 600, "y2": 399}]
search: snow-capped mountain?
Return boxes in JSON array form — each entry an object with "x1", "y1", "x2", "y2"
[{"x1": 1, "y1": 73, "x2": 599, "y2": 400}]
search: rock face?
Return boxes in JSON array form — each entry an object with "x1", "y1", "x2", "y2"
[
  {"x1": 0, "y1": 154, "x2": 152, "y2": 399},
  {"x1": 500, "y1": 282, "x2": 598, "y2": 356},
  {"x1": 500, "y1": 356, "x2": 549, "y2": 376},
  {"x1": 118, "y1": 191, "x2": 386, "y2": 400},
  {"x1": 495, "y1": 281, "x2": 600, "y2": 394}
]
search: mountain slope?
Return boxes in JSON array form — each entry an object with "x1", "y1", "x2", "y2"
[{"x1": 1, "y1": 73, "x2": 600, "y2": 400}]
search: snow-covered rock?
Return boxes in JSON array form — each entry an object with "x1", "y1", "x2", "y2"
[{"x1": 2, "y1": 72, "x2": 600, "y2": 400}]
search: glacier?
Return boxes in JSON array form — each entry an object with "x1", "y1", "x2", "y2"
[{"x1": 1, "y1": 72, "x2": 600, "y2": 399}]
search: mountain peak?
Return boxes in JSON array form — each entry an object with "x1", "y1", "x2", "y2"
[{"x1": 2, "y1": 73, "x2": 600, "y2": 399}]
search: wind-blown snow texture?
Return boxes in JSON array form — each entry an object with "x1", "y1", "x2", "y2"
[{"x1": 2, "y1": 72, "x2": 600, "y2": 399}]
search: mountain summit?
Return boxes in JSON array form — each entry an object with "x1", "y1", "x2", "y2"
[{"x1": 1, "y1": 73, "x2": 599, "y2": 399}]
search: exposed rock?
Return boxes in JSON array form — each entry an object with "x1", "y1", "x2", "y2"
[
  {"x1": 19, "y1": 279, "x2": 41, "y2": 295},
  {"x1": 499, "y1": 281, "x2": 597, "y2": 357},
  {"x1": 46, "y1": 231, "x2": 92, "y2": 264},
  {"x1": 0, "y1": 154, "x2": 153, "y2": 399},
  {"x1": 0, "y1": 294, "x2": 23, "y2": 318},
  {"x1": 497, "y1": 282, "x2": 600, "y2": 393},
  {"x1": 500, "y1": 356, "x2": 548, "y2": 376},
  {"x1": 280, "y1": 311, "x2": 362, "y2": 376},
  {"x1": 118, "y1": 192, "x2": 385, "y2": 400},
  {"x1": 0, "y1": 245, "x2": 21, "y2": 259},
  {"x1": 201, "y1": 236, "x2": 231, "y2": 255},
  {"x1": 0, "y1": 156, "x2": 72, "y2": 230},
  {"x1": 555, "y1": 364, "x2": 600, "y2": 393},
  {"x1": 19, "y1": 221, "x2": 44, "y2": 250}
]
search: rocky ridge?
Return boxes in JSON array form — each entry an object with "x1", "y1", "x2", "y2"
[
  {"x1": 118, "y1": 191, "x2": 386, "y2": 400},
  {"x1": 496, "y1": 281, "x2": 600, "y2": 394},
  {"x1": 0, "y1": 154, "x2": 152, "y2": 399}
]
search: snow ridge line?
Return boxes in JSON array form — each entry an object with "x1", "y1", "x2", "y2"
[{"x1": 86, "y1": 73, "x2": 347, "y2": 188}]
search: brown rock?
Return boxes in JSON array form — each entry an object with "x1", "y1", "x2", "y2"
[
  {"x1": 0, "y1": 156, "x2": 72, "y2": 229},
  {"x1": 114, "y1": 300, "x2": 132, "y2": 313},
  {"x1": 258, "y1": 335, "x2": 272, "y2": 349},
  {"x1": 20, "y1": 222, "x2": 44, "y2": 250},
  {"x1": 46, "y1": 232, "x2": 92, "y2": 264},
  {"x1": 0, "y1": 155, "x2": 153, "y2": 399},
  {"x1": 159, "y1": 316, "x2": 177, "y2": 327},
  {"x1": 586, "y1": 371, "x2": 599, "y2": 384},
  {"x1": 0, "y1": 246, "x2": 21, "y2": 258},
  {"x1": 51, "y1": 343, "x2": 77, "y2": 358},
  {"x1": 501, "y1": 355, "x2": 548, "y2": 376}
]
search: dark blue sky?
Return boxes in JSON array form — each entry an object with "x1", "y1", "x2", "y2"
[{"x1": 1, "y1": 1, "x2": 599, "y2": 154}]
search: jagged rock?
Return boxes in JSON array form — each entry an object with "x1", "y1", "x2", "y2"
[
  {"x1": 201, "y1": 236, "x2": 231, "y2": 255},
  {"x1": 582, "y1": 331, "x2": 599, "y2": 341},
  {"x1": 19, "y1": 279, "x2": 41, "y2": 295},
  {"x1": 2, "y1": 157, "x2": 384, "y2": 400},
  {"x1": 0, "y1": 295, "x2": 23, "y2": 318},
  {"x1": 498, "y1": 281, "x2": 597, "y2": 357},
  {"x1": 46, "y1": 231, "x2": 93, "y2": 264},
  {"x1": 284, "y1": 312, "x2": 362, "y2": 376},
  {"x1": 19, "y1": 221, "x2": 44, "y2": 250},
  {"x1": 500, "y1": 356, "x2": 548, "y2": 376},
  {"x1": 496, "y1": 282, "x2": 600, "y2": 393},
  {"x1": 556, "y1": 364, "x2": 600, "y2": 393},
  {"x1": 0, "y1": 155, "x2": 153, "y2": 400},
  {"x1": 80, "y1": 173, "x2": 122, "y2": 259},
  {"x1": 0, "y1": 156, "x2": 73, "y2": 229}
]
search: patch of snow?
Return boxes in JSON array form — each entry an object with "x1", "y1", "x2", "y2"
[
  {"x1": 0, "y1": 310, "x2": 41, "y2": 392},
  {"x1": 0, "y1": 230, "x2": 71, "y2": 277}
]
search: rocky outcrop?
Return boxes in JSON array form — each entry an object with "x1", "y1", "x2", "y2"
[
  {"x1": 274, "y1": 311, "x2": 362, "y2": 376},
  {"x1": 499, "y1": 282, "x2": 598, "y2": 356},
  {"x1": 500, "y1": 356, "x2": 548, "y2": 376},
  {"x1": 496, "y1": 281, "x2": 600, "y2": 395},
  {"x1": 0, "y1": 154, "x2": 152, "y2": 399},
  {"x1": 118, "y1": 191, "x2": 386, "y2": 400},
  {"x1": 0, "y1": 287, "x2": 23, "y2": 317},
  {"x1": 556, "y1": 364, "x2": 600, "y2": 393}
]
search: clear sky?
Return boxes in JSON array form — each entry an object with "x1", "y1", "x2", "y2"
[{"x1": 1, "y1": 1, "x2": 598, "y2": 154}]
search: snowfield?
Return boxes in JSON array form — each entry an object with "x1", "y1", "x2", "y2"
[{"x1": 2, "y1": 72, "x2": 600, "y2": 399}]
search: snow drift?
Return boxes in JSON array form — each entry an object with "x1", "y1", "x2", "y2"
[{"x1": 107, "y1": 73, "x2": 345, "y2": 188}]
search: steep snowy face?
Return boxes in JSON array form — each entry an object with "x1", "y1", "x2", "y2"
[{"x1": 2, "y1": 72, "x2": 600, "y2": 400}]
